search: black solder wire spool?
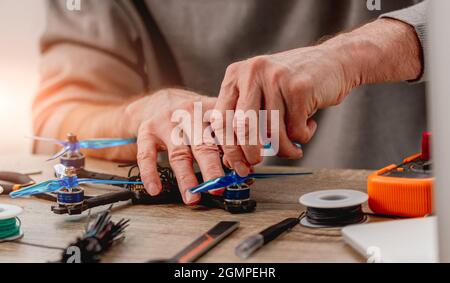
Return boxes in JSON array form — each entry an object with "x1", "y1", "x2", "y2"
[
  {"x1": 299, "y1": 190, "x2": 369, "y2": 228},
  {"x1": 304, "y1": 205, "x2": 365, "y2": 226}
]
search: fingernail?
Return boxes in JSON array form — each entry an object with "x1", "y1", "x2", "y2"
[
  {"x1": 222, "y1": 156, "x2": 231, "y2": 168},
  {"x1": 293, "y1": 142, "x2": 303, "y2": 149},
  {"x1": 233, "y1": 161, "x2": 250, "y2": 177},
  {"x1": 185, "y1": 191, "x2": 200, "y2": 205},
  {"x1": 147, "y1": 183, "x2": 158, "y2": 196}
]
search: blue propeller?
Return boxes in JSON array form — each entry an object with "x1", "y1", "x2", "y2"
[
  {"x1": 263, "y1": 142, "x2": 303, "y2": 150},
  {"x1": 31, "y1": 134, "x2": 137, "y2": 161},
  {"x1": 189, "y1": 171, "x2": 312, "y2": 194},
  {"x1": 10, "y1": 167, "x2": 143, "y2": 198}
]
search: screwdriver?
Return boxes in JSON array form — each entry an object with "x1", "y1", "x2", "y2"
[{"x1": 235, "y1": 217, "x2": 300, "y2": 259}]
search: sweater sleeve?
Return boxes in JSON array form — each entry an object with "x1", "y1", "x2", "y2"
[
  {"x1": 33, "y1": 0, "x2": 146, "y2": 154},
  {"x1": 380, "y1": 1, "x2": 428, "y2": 83}
]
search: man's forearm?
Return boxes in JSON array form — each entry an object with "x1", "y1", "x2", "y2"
[
  {"x1": 320, "y1": 18, "x2": 423, "y2": 88},
  {"x1": 58, "y1": 103, "x2": 136, "y2": 161}
]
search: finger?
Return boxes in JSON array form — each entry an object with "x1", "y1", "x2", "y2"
[
  {"x1": 278, "y1": 119, "x2": 304, "y2": 159},
  {"x1": 136, "y1": 130, "x2": 162, "y2": 196},
  {"x1": 191, "y1": 144, "x2": 225, "y2": 195},
  {"x1": 213, "y1": 74, "x2": 251, "y2": 177},
  {"x1": 287, "y1": 117, "x2": 318, "y2": 145},
  {"x1": 190, "y1": 97, "x2": 224, "y2": 195},
  {"x1": 222, "y1": 156, "x2": 231, "y2": 169},
  {"x1": 233, "y1": 85, "x2": 263, "y2": 166},
  {"x1": 212, "y1": 64, "x2": 240, "y2": 148},
  {"x1": 264, "y1": 90, "x2": 303, "y2": 159},
  {"x1": 166, "y1": 143, "x2": 201, "y2": 205},
  {"x1": 221, "y1": 144, "x2": 250, "y2": 177},
  {"x1": 191, "y1": 112, "x2": 225, "y2": 195}
]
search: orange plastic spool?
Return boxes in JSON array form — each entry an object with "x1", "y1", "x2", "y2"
[{"x1": 368, "y1": 133, "x2": 433, "y2": 218}]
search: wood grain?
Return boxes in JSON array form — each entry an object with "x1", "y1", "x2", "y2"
[{"x1": 0, "y1": 154, "x2": 373, "y2": 263}]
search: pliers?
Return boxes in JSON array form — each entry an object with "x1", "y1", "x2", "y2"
[{"x1": 0, "y1": 171, "x2": 36, "y2": 195}]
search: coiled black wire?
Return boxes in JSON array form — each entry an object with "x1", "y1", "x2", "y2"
[
  {"x1": 121, "y1": 163, "x2": 178, "y2": 189},
  {"x1": 304, "y1": 205, "x2": 366, "y2": 227}
]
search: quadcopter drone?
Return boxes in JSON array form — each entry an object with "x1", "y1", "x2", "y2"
[
  {"x1": 8, "y1": 162, "x2": 312, "y2": 215},
  {"x1": 9, "y1": 134, "x2": 312, "y2": 215}
]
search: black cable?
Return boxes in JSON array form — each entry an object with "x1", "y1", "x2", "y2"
[
  {"x1": 5, "y1": 218, "x2": 64, "y2": 250},
  {"x1": 122, "y1": 163, "x2": 178, "y2": 189},
  {"x1": 58, "y1": 209, "x2": 129, "y2": 263},
  {"x1": 304, "y1": 205, "x2": 365, "y2": 227},
  {"x1": 157, "y1": 165, "x2": 177, "y2": 188},
  {"x1": 12, "y1": 241, "x2": 65, "y2": 251}
]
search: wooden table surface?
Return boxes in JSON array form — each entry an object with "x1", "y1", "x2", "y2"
[{"x1": 0, "y1": 154, "x2": 374, "y2": 263}]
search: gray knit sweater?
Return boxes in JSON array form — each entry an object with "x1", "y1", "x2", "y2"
[
  {"x1": 35, "y1": 0, "x2": 427, "y2": 169},
  {"x1": 382, "y1": 0, "x2": 428, "y2": 82}
]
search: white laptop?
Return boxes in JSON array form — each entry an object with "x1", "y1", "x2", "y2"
[{"x1": 342, "y1": 217, "x2": 438, "y2": 263}]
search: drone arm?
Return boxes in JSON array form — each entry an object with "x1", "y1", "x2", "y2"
[
  {"x1": 85, "y1": 190, "x2": 135, "y2": 209},
  {"x1": 78, "y1": 179, "x2": 143, "y2": 186},
  {"x1": 77, "y1": 169, "x2": 130, "y2": 182}
]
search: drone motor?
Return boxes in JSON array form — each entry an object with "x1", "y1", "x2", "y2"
[
  {"x1": 222, "y1": 183, "x2": 257, "y2": 214},
  {"x1": 55, "y1": 167, "x2": 85, "y2": 207},
  {"x1": 60, "y1": 133, "x2": 86, "y2": 170}
]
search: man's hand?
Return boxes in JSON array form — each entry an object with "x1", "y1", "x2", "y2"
[
  {"x1": 213, "y1": 47, "x2": 335, "y2": 176},
  {"x1": 213, "y1": 18, "x2": 422, "y2": 176},
  {"x1": 125, "y1": 89, "x2": 223, "y2": 205}
]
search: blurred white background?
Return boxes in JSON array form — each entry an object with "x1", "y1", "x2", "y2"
[{"x1": 0, "y1": 0, "x2": 46, "y2": 154}]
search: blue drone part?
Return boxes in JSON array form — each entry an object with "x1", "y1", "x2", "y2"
[
  {"x1": 223, "y1": 186, "x2": 251, "y2": 201},
  {"x1": 189, "y1": 171, "x2": 312, "y2": 194},
  {"x1": 31, "y1": 136, "x2": 137, "y2": 161},
  {"x1": 57, "y1": 188, "x2": 85, "y2": 205},
  {"x1": 9, "y1": 175, "x2": 143, "y2": 198},
  {"x1": 58, "y1": 175, "x2": 79, "y2": 188},
  {"x1": 263, "y1": 142, "x2": 302, "y2": 150}
]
